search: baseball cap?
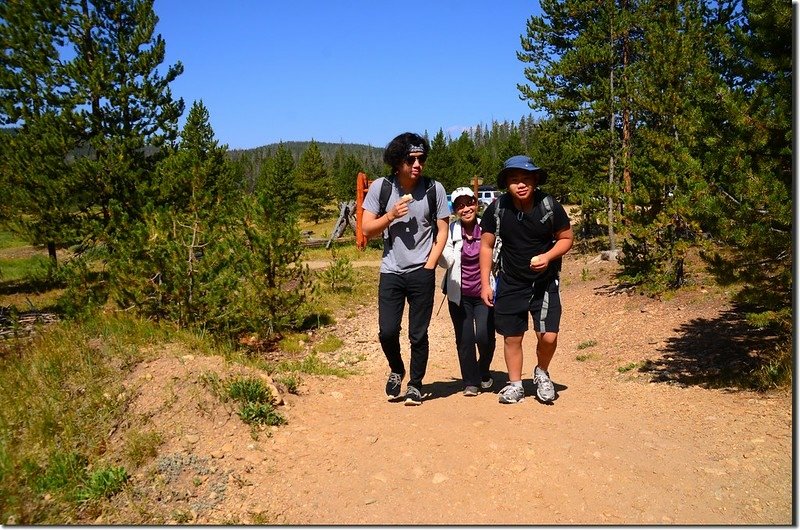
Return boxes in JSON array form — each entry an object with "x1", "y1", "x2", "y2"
[
  {"x1": 497, "y1": 155, "x2": 547, "y2": 188},
  {"x1": 450, "y1": 186, "x2": 475, "y2": 205}
]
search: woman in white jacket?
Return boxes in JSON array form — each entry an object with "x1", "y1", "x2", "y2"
[{"x1": 438, "y1": 187, "x2": 496, "y2": 396}]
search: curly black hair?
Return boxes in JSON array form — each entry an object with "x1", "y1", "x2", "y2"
[{"x1": 383, "y1": 132, "x2": 429, "y2": 173}]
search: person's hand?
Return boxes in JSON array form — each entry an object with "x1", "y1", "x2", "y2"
[
  {"x1": 388, "y1": 196, "x2": 411, "y2": 222},
  {"x1": 529, "y1": 254, "x2": 549, "y2": 272},
  {"x1": 481, "y1": 283, "x2": 494, "y2": 307}
]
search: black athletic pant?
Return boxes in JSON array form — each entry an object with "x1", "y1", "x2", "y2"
[
  {"x1": 378, "y1": 268, "x2": 436, "y2": 390},
  {"x1": 448, "y1": 295, "x2": 495, "y2": 387}
]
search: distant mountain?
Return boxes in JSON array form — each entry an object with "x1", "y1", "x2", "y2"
[{"x1": 228, "y1": 140, "x2": 384, "y2": 164}]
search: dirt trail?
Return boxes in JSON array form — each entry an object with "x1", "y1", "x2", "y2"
[{"x1": 114, "y1": 255, "x2": 793, "y2": 525}]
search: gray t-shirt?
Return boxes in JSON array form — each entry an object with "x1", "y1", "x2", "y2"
[{"x1": 363, "y1": 176, "x2": 450, "y2": 274}]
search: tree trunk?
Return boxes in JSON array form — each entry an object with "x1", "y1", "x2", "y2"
[{"x1": 47, "y1": 241, "x2": 57, "y2": 267}]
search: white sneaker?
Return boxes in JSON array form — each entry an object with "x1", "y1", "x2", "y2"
[
  {"x1": 533, "y1": 366, "x2": 555, "y2": 402},
  {"x1": 498, "y1": 383, "x2": 524, "y2": 404}
]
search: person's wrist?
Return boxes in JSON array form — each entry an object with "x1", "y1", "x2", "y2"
[{"x1": 386, "y1": 212, "x2": 394, "y2": 222}]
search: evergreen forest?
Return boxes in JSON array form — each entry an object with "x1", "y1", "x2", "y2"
[{"x1": 0, "y1": 0, "x2": 792, "y2": 379}]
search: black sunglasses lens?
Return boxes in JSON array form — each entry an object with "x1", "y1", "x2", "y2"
[{"x1": 406, "y1": 155, "x2": 426, "y2": 165}]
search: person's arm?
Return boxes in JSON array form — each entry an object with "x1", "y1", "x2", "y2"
[
  {"x1": 437, "y1": 224, "x2": 455, "y2": 269},
  {"x1": 529, "y1": 226, "x2": 575, "y2": 273},
  {"x1": 479, "y1": 231, "x2": 496, "y2": 307},
  {"x1": 425, "y1": 217, "x2": 449, "y2": 269},
  {"x1": 361, "y1": 197, "x2": 411, "y2": 239}
]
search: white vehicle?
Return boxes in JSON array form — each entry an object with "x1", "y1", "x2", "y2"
[{"x1": 477, "y1": 189, "x2": 501, "y2": 207}]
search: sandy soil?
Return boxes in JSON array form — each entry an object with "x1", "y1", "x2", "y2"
[{"x1": 103, "y1": 253, "x2": 793, "y2": 525}]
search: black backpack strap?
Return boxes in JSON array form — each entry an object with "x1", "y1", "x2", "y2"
[
  {"x1": 377, "y1": 176, "x2": 393, "y2": 217},
  {"x1": 424, "y1": 177, "x2": 438, "y2": 243},
  {"x1": 494, "y1": 193, "x2": 507, "y2": 238}
]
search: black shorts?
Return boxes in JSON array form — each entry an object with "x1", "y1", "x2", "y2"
[{"x1": 493, "y1": 274, "x2": 562, "y2": 336}]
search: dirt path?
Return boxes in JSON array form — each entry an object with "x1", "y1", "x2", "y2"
[{"x1": 113, "y1": 255, "x2": 793, "y2": 525}]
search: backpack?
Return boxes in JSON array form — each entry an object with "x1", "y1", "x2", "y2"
[
  {"x1": 491, "y1": 189, "x2": 555, "y2": 285},
  {"x1": 377, "y1": 176, "x2": 440, "y2": 246}
]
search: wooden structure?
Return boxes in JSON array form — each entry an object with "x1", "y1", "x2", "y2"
[
  {"x1": 325, "y1": 200, "x2": 356, "y2": 249},
  {"x1": 355, "y1": 171, "x2": 373, "y2": 250}
]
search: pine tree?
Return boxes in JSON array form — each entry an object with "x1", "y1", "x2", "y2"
[
  {"x1": 330, "y1": 145, "x2": 363, "y2": 202},
  {"x1": 63, "y1": 0, "x2": 184, "y2": 242},
  {"x1": 155, "y1": 100, "x2": 238, "y2": 215},
  {"x1": 517, "y1": 0, "x2": 642, "y2": 250},
  {"x1": 699, "y1": 0, "x2": 792, "y2": 345},
  {"x1": 295, "y1": 140, "x2": 332, "y2": 223},
  {"x1": 257, "y1": 143, "x2": 298, "y2": 219},
  {"x1": 109, "y1": 100, "x2": 239, "y2": 327},
  {"x1": 230, "y1": 144, "x2": 315, "y2": 338},
  {"x1": 425, "y1": 129, "x2": 456, "y2": 191},
  {"x1": 449, "y1": 131, "x2": 479, "y2": 189},
  {"x1": 619, "y1": 0, "x2": 720, "y2": 289},
  {"x1": 0, "y1": 0, "x2": 74, "y2": 264}
]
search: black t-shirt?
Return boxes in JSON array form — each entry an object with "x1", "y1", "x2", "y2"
[{"x1": 480, "y1": 190, "x2": 570, "y2": 284}]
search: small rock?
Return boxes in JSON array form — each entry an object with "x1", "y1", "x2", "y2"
[
  {"x1": 432, "y1": 473, "x2": 448, "y2": 484},
  {"x1": 331, "y1": 391, "x2": 344, "y2": 400},
  {"x1": 185, "y1": 434, "x2": 199, "y2": 444}
]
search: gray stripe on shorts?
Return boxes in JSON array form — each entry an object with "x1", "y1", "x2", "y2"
[{"x1": 539, "y1": 288, "x2": 550, "y2": 331}]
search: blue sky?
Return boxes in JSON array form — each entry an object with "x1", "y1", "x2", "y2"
[{"x1": 153, "y1": 1, "x2": 544, "y2": 150}]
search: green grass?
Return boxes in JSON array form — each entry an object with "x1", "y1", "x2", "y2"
[
  {"x1": 278, "y1": 333, "x2": 310, "y2": 354},
  {"x1": 314, "y1": 334, "x2": 343, "y2": 354},
  {"x1": 0, "y1": 227, "x2": 371, "y2": 522},
  {"x1": 276, "y1": 352, "x2": 352, "y2": 377},
  {"x1": 617, "y1": 362, "x2": 642, "y2": 373},
  {"x1": 123, "y1": 430, "x2": 163, "y2": 468},
  {"x1": 225, "y1": 376, "x2": 286, "y2": 427},
  {"x1": 302, "y1": 242, "x2": 382, "y2": 263},
  {"x1": 76, "y1": 465, "x2": 129, "y2": 501},
  {"x1": 0, "y1": 314, "x2": 216, "y2": 524},
  {"x1": 577, "y1": 339, "x2": 597, "y2": 350},
  {"x1": 274, "y1": 374, "x2": 300, "y2": 394},
  {"x1": 0, "y1": 230, "x2": 28, "y2": 250},
  {"x1": 0, "y1": 254, "x2": 51, "y2": 282}
]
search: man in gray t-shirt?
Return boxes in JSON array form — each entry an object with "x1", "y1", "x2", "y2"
[{"x1": 361, "y1": 132, "x2": 450, "y2": 406}]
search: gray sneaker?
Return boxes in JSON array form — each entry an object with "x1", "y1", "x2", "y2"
[
  {"x1": 463, "y1": 386, "x2": 479, "y2": 397},
  {"x1": 385, "y1": 372, "x2": 403, "y2": 400},
  {"x1": 533, "y1": 366, "x2": 555, "y2": 402},
  {"x1": 404, "y1": 385, "x2": 422, "y2": 406},
  {"x1": 498, "y1": 383, "x2": 524, "y2": 404},
  {"x1": 480, "y1": 377, "x2": 494, "y2": 390}
]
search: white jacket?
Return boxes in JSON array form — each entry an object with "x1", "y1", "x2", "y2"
[{"x1": 437, "y1": 220, "x2": 478, "y2": 306}]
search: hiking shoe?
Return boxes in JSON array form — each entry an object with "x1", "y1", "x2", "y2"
[
  {"x1": 480, "y1": 377, "x2": 494, "y2": 390},
  {"x1": 463, "y1": 385, "x2": 479, "y2": 397},
  {"x1": 385, "y1": 372, "x2": 403, "y2": 400},
  {"x1": 498, "y1": 384, "x2": 524, "y2": 404},
  {"x1": 404, "y1": 386, "x2": 422, "y2": 406},
  {"x1": 533, "y1": 366, "x2": 555, "y2": 402}
]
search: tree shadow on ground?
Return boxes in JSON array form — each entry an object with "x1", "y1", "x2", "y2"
[{"x1": 639, "y1": 306, "x2": 781, "y2": 389}]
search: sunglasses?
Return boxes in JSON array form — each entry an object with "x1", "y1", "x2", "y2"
[
  {"x1": 455, "y1": 198, "x2": 477, "y2": 210},
  {"x1": 404, "y1": 154, "x2": 427, "y2": 165}
]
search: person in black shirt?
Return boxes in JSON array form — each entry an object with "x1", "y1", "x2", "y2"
[{"x1": 479, "y1": 156, "x2": 573, "y2": 404}]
